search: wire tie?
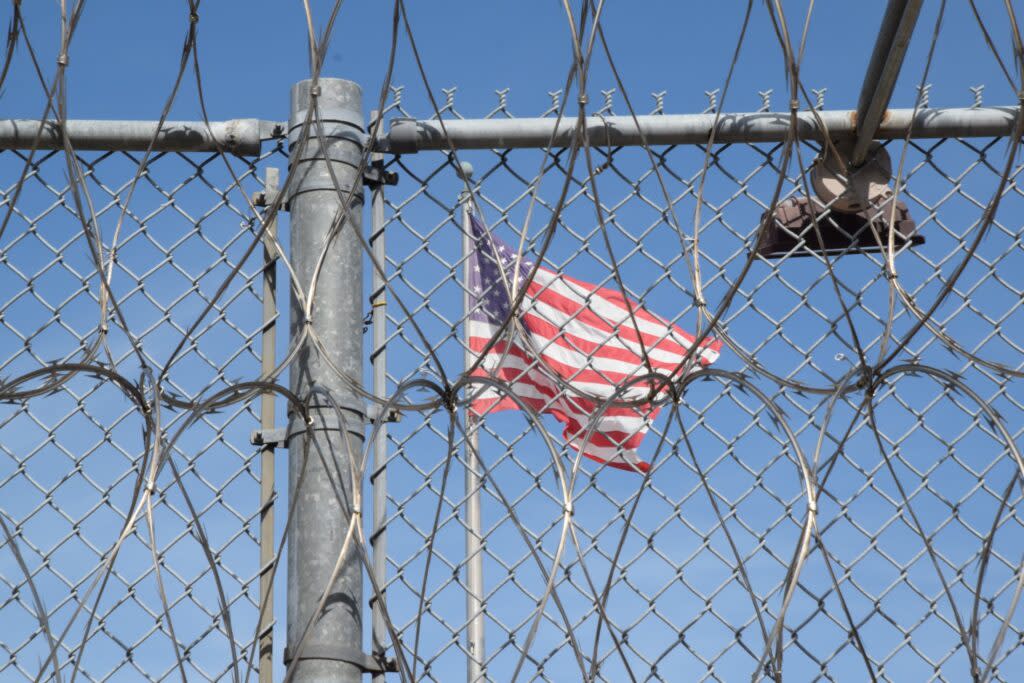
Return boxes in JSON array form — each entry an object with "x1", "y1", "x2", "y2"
[
  {"x1": 790, "y1": 99, "x2": 799, "y2": 111},
  {"x1": 441, "y1": 387, "x2": 457, "y2": 413},
  {"x1": 310, "y1": 85, "x2": 321, "y2": 98},
  {"x1": 56, "y1": 54, "x2": 68, "y2": 67},
  {"x1": 577, "y1": 94, "x2": 588, "y2": 106}
]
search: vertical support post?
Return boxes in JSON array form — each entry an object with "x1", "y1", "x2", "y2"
[
  {"x1": 368, "y1": 111, "x2": 390, "y2": 683},
  {"x1": 258, "y1": 167, "x2": 280, "y2": 683},
  {"x1": 287, "y1": 78, "x2": 365, "y2": 683},
  {"x1": 460, "y1": 173, "x2": 486, "y2": 683}
]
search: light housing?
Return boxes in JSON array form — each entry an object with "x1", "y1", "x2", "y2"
[{"x1": 757, "y1": 196, "x2": 922, "y2": 258}]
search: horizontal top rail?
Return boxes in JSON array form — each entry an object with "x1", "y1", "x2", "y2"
[
  {"x1": 0, "y1": 118, "x2": 283, "y2": 156},
  {"x1": 2, "y1": 106, "x2": 1018, "y2": 156},
  {"x1": 382, "y1": 106, "x2": 1020, "y2": 153}
]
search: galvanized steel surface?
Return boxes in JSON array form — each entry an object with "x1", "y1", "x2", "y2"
[
  {"x1": 285, "y1": 77, "x2": 366, "y2": 683},
  {"x1": 0, "y1": 118, "x2": 275, "y2": 155}
]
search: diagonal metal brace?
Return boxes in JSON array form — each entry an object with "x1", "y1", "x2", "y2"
[{"x1": 851, "y1": 0, "x2": 924, "y2": 166}]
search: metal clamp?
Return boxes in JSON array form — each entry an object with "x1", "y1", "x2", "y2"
[
  {"x1": 251, "y1": 404, "x2": 401, "y2": 448},
  {"x1": 282, "y1": 644, "x2": 397, "y2": 674},
  {"x1": 364, "y1": 403, "x2": 402, "y2": 424},
  {"x1": 252, "y1": 184, "x2": 286, "y2": 212},
  {"x1": 363, "y1": 159, "x2": 398, "y2": 187}
]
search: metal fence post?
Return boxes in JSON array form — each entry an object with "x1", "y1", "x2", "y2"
[
  {"x1": 460, "y1": 176, "x2": 487, "y2": 683},
  {"x1": 286, "y1": 78, "x2": 365, "y2": 683},
  {"x1": 257, "y1": 167, "x2": 280, "y2": 683},
  {"x1": 368, "y1": 111, "x2": 391, "y2": 683}
]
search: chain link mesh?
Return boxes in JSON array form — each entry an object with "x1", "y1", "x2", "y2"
[
  {"x1": 371, "y1": 87, "x2": 1024, "y2": 682},
  {"x1": 0, "y1": 142, "x2": 287, "y2": 681},
  {"x1": 1, "y1": 84, "x2": 1023, "y2": 683}
]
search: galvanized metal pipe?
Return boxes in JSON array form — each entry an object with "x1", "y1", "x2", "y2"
[
  {"x1": 851, "y1": 0, "x2": 924, "y2": 165},
  {"x1": 286, "y1": 78, "x2": 365, "y2": 683},
  {"x1": 461, "y1": 190, "x2": 487, "y2": 683},
  {"x1": 368, "y1": 120, "x2": 390, "y2": 683},
  {"x1": 0, "y1": 118, "x2": 277, "y2": 155},
  {"x1": 3, "y1": 106, "x2": 1015, "y2": 158},
  {"x1": 257, "y1": 167, "x2": 280, "y2": 683},
  {"x1": 381, "y1": 106, "x2": 1020, "y2": 153}
]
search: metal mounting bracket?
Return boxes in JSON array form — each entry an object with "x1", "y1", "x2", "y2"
[
  {"x1": 251, "y1": 403, "x2": 401, "y2": 448},
  {"x1": 363, "y1": 159, "x2": 398, "y2": 187},
  {"x1": 259, "y1": 120, "x2": 287, "y2": 141},
  {"x1": 811, "y1": 142, "x2": 892, "y2": 212},
  {"x1": 252, "y1": 185, "x2": 286, "y2": 211}
]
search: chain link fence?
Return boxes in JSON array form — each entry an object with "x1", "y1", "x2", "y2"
[
  {"x1": 0, "y1": 141, "x2": 288, "y2": 681},
  {"x1": 372, "y1": 87, "x2": 1024, "y2": 682},
  {"x1": 2, "y1": 85, "x2": 1023, "y2": 683}
]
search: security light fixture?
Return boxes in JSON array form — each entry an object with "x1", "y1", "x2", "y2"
[
  {"x1": 756, "y1": 196, "x2": 922, "y2": 258},
  {"x1": 756, "y1": 142, "x2": 923, "y2": 258}
]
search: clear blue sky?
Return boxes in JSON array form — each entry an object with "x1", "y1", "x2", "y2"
[{"x1": 5, "y1": 2, "x2": 1020, "y2": 121}]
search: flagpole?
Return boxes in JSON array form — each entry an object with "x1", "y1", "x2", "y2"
[{"x1": 460, "y1": 165, "x2": 486, "y2": 683}]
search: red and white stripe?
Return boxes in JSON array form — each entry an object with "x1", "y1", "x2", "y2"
[{"x1": 469, "y1": 264, "x2": 720, "y2": 473}]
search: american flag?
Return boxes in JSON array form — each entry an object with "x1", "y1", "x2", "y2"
[{"x1": 466, "y1": 214, "x2": 721, "y2": 473}]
